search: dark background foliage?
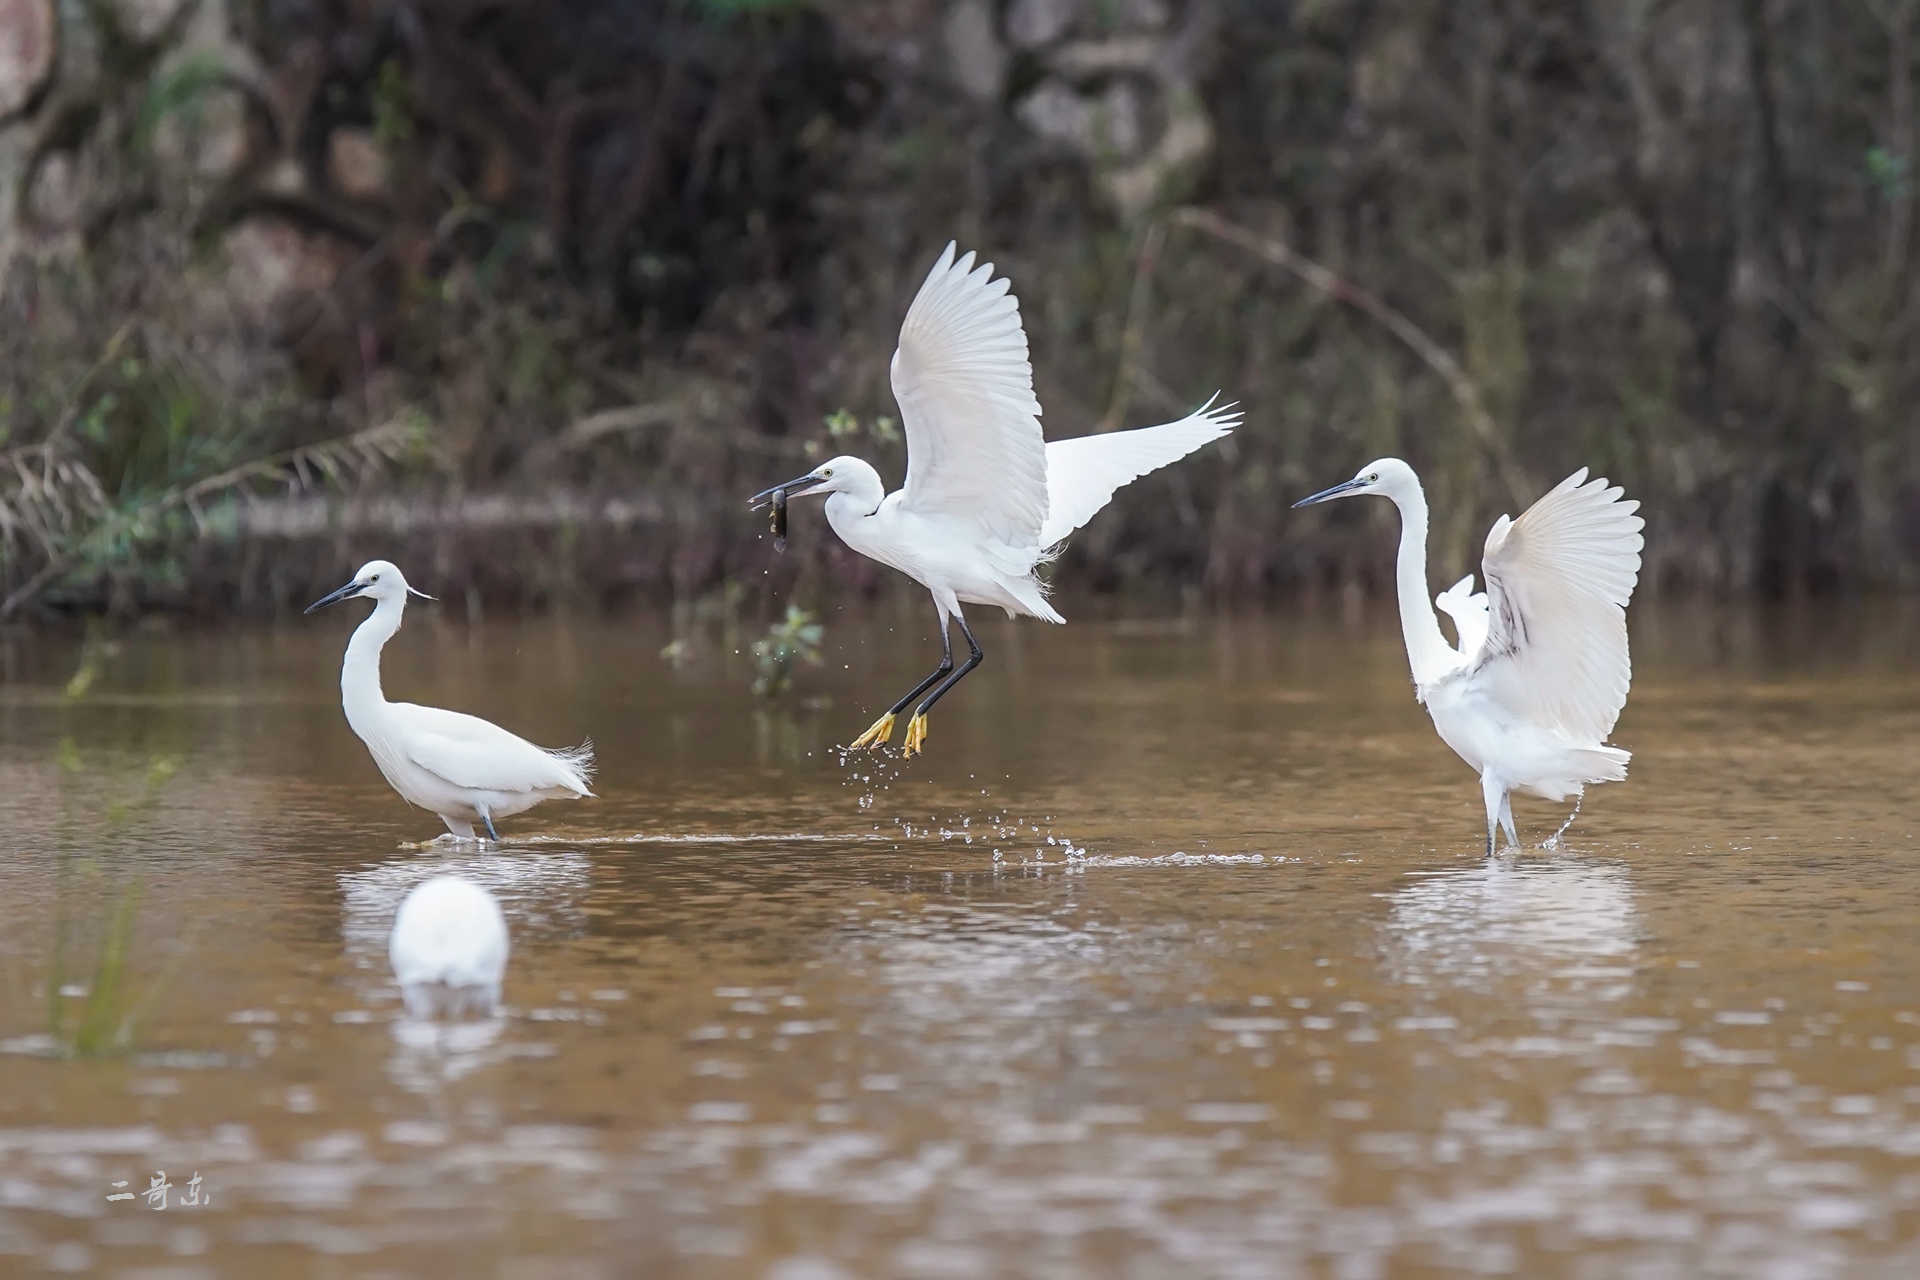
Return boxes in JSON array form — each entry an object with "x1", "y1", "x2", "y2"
[{"x1": 2, "y1": 0, "x2": 1917, "y2": 616}]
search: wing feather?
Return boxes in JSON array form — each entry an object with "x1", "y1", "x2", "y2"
[
  {"x1": 399, "y1": 705, "x2": 594, "y2": 795},
  {"x1": 1434, "y1": 574, "x2": 1489, "y2": 664},
  {"x1": 1038, "y1": 396, "x2": 1239, "y2": 548},
  {"x1": 1475, "y1": 468, "x2": 1644, "y2": 743},
  {"x1": 891, "y1": 243, "x2": 1049, "y2": 553}
]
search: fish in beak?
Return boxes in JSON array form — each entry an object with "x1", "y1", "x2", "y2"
[
  {"x1": 750, "y1": 472, "x2": 828, "y2": 552},
  {"x1": 749, "y1": 472, "x2": 826, "y2": 511}
]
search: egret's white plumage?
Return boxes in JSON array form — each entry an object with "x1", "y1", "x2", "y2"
[
  {"x1": 753, "y1": 242, "x2": 1238, "y2": 755},
  {"x1": 306, "y1": 560, "x2": 593, "y2": 840},
  {"x1": 1295, "y1": 460, "x2": 1644, "y2": 852},
  {"x1": 1038, "y1": 414, "x2": 1243, "y2": 548},
  {"x1": 389, "y1": 875, "x2": 509, "y2": 1018},
  {"x1": 1433, "y1": 574, "x2": 1489, "y2": 662}
]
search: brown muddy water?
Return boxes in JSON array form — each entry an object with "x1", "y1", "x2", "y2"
[{"x1": 1, "y1": 599, "x2": 1919, "y2": 1279}]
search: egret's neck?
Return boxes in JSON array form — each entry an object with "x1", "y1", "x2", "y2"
[
  {"x1": 1386, "y1": 482, "x2": 1455, "y2": 686},
  {"x1": 822, "y1": 473, "x2": 889, "y2": 544},
  {"x1": 341, "y1": 596, "x2": 404, "y2": 734}
]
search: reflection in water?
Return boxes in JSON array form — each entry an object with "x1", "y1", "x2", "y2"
[
  {"x1": 385, "y1": 1013, "x2": 509, "y2": 1092},
  {"x1": 338, "y1": 853, "x2": 585, "y2": 1092},
  {"x1": 1386, "y1": 855, "x2": 1639, "y2": 1004},
  {"x1": 843, "y1": 899, "x2": 1115, "y2": 1096},
  {"x1": 634, "y1": 893, "x2": 1327, "y2": 1278},
  {"x1": 4, "y1": 611, "x2": 1920, "y2": 1277},
  {"x1": 389, "y1": 876, "x2": 510, "y2": 1018},
  {"x1": 338, "y1": 850, "x2": 590, "y2": 985}
]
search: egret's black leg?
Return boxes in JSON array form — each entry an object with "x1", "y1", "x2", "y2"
[
  {"x1": 902, "y1": 616, "x2": 983, "y2": 758},
  {"x1": 482, "y1": 811, "x2": 500, "y2": 843},
  {"x1": 850, "y1": 614, "x2": 955, "y2": 749},
  {"x1": 1480, "y1": 770, "x2": 1503, "y2": 858}
]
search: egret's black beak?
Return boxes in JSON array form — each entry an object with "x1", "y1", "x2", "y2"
[
  {"x1": 304, "y1": 580, "x2": 366, "y2": 613},
  {"x1": 1293, "y1": 478, "x2": 1369, "y2": 508},
  {"x1": 750, "y1": 473, "x2": 824, "y2": 510}
]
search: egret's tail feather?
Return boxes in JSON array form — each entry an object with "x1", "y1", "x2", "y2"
[
  {"x1": 1520, "y1": 743, "x2": 1630, "y2": 802},
  {"x1": 547, "y1": 737, "x2": 597, "y2": 794},
  {"x1": 1571, "y1": 743, "x2": 1630, "y2": 784},
  {"x1": 1008, "y1": 573, "x2": 1065, "y2": 623}
]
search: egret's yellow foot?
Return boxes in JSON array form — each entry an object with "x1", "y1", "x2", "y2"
[
  {"x1": 850, "y1": 712, "x2": 896, "y2": 750},
  {"x1": 902, "y1": 713, "x2": 930, "y2": 758}
]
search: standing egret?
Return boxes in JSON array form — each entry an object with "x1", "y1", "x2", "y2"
[
  {"x1": 389, "y1": 875, "x2": 509, "y2": 1018},
  {"x1": 751, "y1": 242, "x2": 1239, "y2": 756},
  {"x1": 306, "y1": 560, "x2": 594, "y2": 841},
  {"x1": 1293, "y1": 461, "x2": 1644, "y2": 853}
]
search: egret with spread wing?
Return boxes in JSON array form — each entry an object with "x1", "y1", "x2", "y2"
[
  {"x1": 752, "y1": 243, "x2": 1238, "y2": 757},
  {"x1": 1294, "y1": 461, "x2": 1643, "y2": 853},
  {"x1": 306, "y1": 560, "x2": 594, "y2": 841}
]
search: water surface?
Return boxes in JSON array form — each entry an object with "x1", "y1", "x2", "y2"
[{"x1": 2, "y1": 600, "x2": 1918, "y2": 1278}]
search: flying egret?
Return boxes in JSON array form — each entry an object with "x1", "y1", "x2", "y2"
[
  {"x1": 305, "y1": 560, "x2": 594, "y2": 841},
  {"x1": 1293, "y1": 460, "x2": 1644, "y2": 853},
  {"x1": 389, "y1": 875, "x2": 509, "y2": 1018},
  {"x1": 751, "y1": 242, "x2": 1239, "y2": 757}
]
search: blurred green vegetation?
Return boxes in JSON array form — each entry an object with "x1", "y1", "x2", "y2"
[
  {"x1": 750, "y1": 605, "x2": 825, "y2": 697},
  {"x1": 34, "y1": 643, "x2": 184, "y2": 1059}
]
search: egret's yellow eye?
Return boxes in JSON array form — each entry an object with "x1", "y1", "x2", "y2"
[
  {"x1": 822, "y1": 468, "x2": 834, "y2": 478},
  {"x1": 370, "y1": 573, "x2": 381, "y2": 582},
  {"x1": 1368, "y1": 473, "x2": 1379, "y2": 482}
]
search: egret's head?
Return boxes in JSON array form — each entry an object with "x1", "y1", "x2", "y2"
[
  {"x1": 750, "y1": 456, "x2": 879, "y2": 509},
  {"x1": 1292, "y1": 457, "x2": 1418, "y2": 508},
  {"x1": 304, "y1": 559, "x2": 435, "y2": 613}
]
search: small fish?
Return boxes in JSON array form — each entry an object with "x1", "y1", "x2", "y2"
[{"x1": 771, "y1": 488, "x2": 788, "y2": 552}]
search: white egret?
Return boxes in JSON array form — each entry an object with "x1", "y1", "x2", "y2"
[
  {"x1": 305, "y1": 560, "x2": 594, "y2": 841},
  {"x1": 1294, "y1": 460, "x2": 1643, "y2": 853},
  {"x1": 752, "y1": 242, "x2": 1239, "y2": 756},
  {"x1": 389, "y1": 875, "x2": 509, "y2": 1018}
]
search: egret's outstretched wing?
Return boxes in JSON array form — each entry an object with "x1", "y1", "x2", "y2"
[
  {"x1": 1434, "y1": 574, "x2": 1489, "y2": 663},
  {"x1": 1475, "y1": 469, "x2": 1644, "y2": 742},
  {"x1": 400, "y1": 705, "x2": 595, "y2": 795},
  {"x1": 892, "y1": 243, "x2": 1049, "y2": 555},
  {"x1": 1037, "y1": 396, "x2": 1240, "y2": 548}
]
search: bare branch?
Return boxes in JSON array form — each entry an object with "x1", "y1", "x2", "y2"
[
  {"x1": 1099, "y1": 219, "x2": 1167, "y2": 433},
  {"x1": 1169, "y1": 206, "x2": 1533, "y2": 506}
]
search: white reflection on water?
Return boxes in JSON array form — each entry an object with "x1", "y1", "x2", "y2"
[
  {"x1": 1385, "y1": 854, "x2": 1640, "y2": 1004},
  {"x1": 630, "y1": 902, "x2": 1362, "y2": 1276},
  {"x1": 337, "y1": 852, "x2": 587, "y2": 1091},
  {"x1": 385, "y1": 1015, "x2": 509, "y2": 1091},
  {"x1": 338, "y1": 850, "x2": 590, "y2": 977}
]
